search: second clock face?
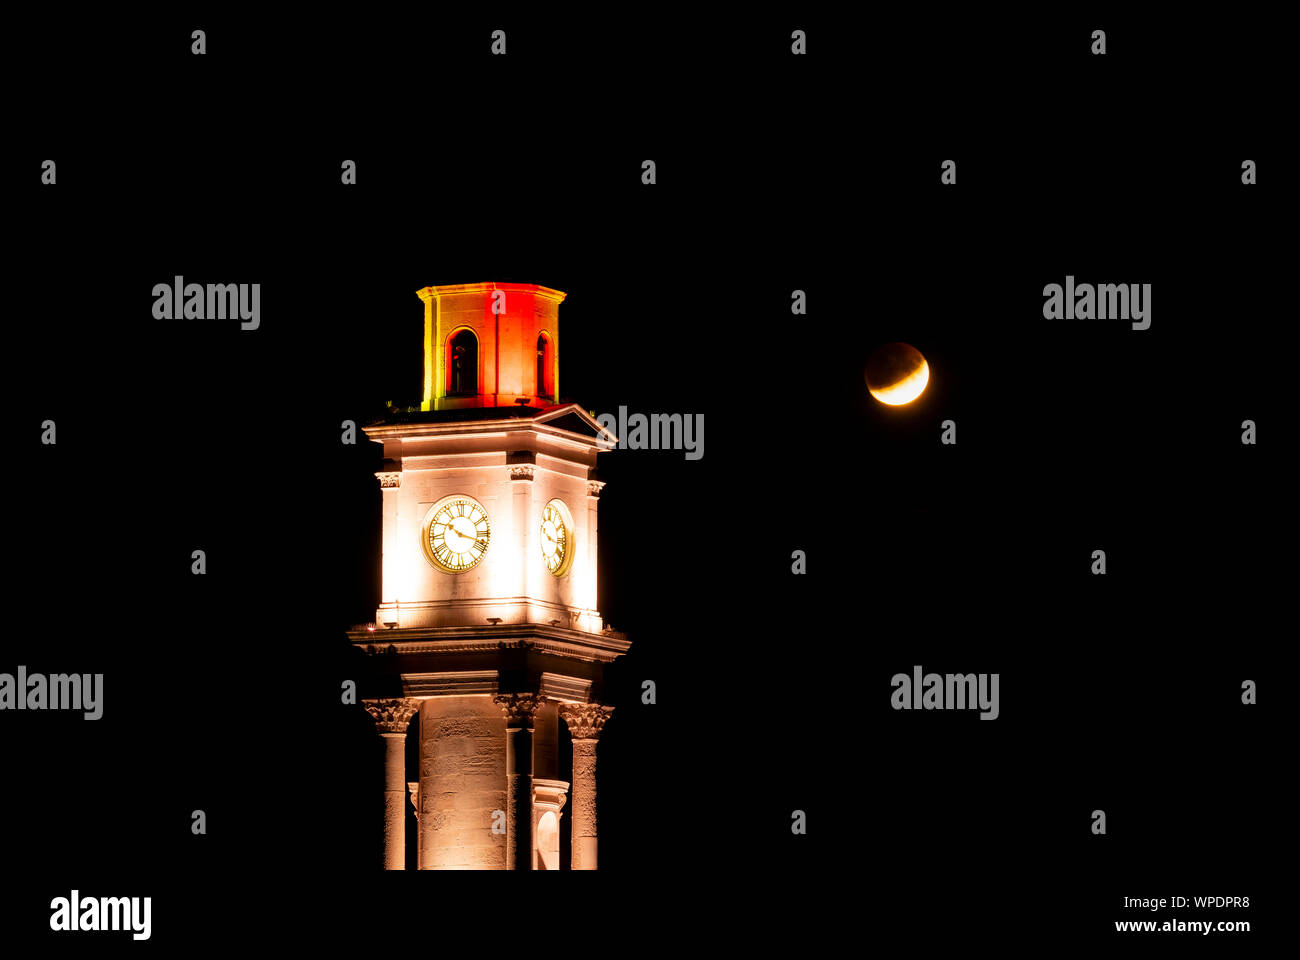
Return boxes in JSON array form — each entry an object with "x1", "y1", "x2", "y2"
[
  {"x1": 424, "y1": 495, "x2": 491, "y2": 572},
  {"x1": 540, "y1": 499, "x2": 573, "y2": 576}
]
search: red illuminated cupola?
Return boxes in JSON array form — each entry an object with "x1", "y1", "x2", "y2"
[{"x1": 417, "y1": 282, "x2": 562, "y2": 411}]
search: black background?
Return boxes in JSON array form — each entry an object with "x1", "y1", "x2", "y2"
[{"x1": 6, "y1": 10, "x2": 1286, "y2": 950}]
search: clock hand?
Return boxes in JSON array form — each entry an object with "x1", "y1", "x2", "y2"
[{"x1": 442, "y1": 519, "x2": 487, "y2": 550}]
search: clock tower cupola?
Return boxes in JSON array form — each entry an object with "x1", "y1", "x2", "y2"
[{"x1": 418, "y1": 281, "x2": 563, "y2": 411}]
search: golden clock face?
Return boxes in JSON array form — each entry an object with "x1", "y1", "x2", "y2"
[
  {"x1": 421, "y1": 495, "x2": 491, "y2": 572},
  {"x1": 540, "y1": 499, "x2": 574, "y2": 577}
]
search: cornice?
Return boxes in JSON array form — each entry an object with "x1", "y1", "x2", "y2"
[{"x1": 348, "y1": 622, "x2": 631, "y2": 662}]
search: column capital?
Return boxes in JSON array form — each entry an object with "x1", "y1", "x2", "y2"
[
  {"x1": 558, "y1": 702, "x2": 615, "y2": 740},
  {"x1": 586, "y1": 480, "x2": 606, "y2": 498},
  {"x1": 534, "y1": 778, "x2": 569, "y2": 814},
  {"x1": 493, "y1": 692, "x2": 546, "y2": 727},
  {"x1": 362, "y1": 697, "x2": 420, "y2": 733}
]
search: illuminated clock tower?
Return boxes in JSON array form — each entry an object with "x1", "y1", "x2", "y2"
[{"x1": 348, "y1": 282, "x2": 630, "y2": 871}]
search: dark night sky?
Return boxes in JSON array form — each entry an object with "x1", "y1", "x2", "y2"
[{"x1": 5, "y1": 9, "x2": 1289, "y2": 950}]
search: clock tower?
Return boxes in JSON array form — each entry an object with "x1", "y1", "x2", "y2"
[{"x1": 349, "y1": 282, "x2": 630, "y2": 872}]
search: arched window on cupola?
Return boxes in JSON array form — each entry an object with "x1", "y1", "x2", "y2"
[
  {"x1": 448, "y1": 329, "x2": 478, "y2": 396},
  {"x1": 536, "y1": 332, "x2": 554, "y2": 400}
]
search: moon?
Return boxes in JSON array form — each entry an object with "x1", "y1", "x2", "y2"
[{"x1": 865, "y1": 342, "x2": 929, "y2": 405}]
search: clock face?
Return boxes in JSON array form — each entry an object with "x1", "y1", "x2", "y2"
[
  {"x1": 422, "y1": 495, "x2": 491, "y2": 572},
  {"x1": 540, "y1": 499, "x2": 573, "y2": 576}
]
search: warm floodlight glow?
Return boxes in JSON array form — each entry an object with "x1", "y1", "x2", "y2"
[{"x1": 865, "y1": 342, "x2": 930, "y2": 405}]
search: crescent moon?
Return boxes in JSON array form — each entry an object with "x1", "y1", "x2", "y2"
[{"x1": 868, "y1": 356, "x2": 929, "y2": 405}]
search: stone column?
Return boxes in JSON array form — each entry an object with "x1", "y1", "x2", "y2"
[
  {"x1": 363, "y1": 698, "x2": 419, "y2": 870},
  {"x1": 558, "y1": 703, "x2": 614, "y2": 870},
  {"x1": 494, "y1": 693, "x2": 545, "y2": 871},
  {"x1": 375, "y1": 468, "x2": 401, "y2": 614},
  {"x1": 585, "y1": 481, "x2": 605, "y2": 615},
  {"x1": 510, "y1": 463, "x2": 535, "y2": 600}
]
